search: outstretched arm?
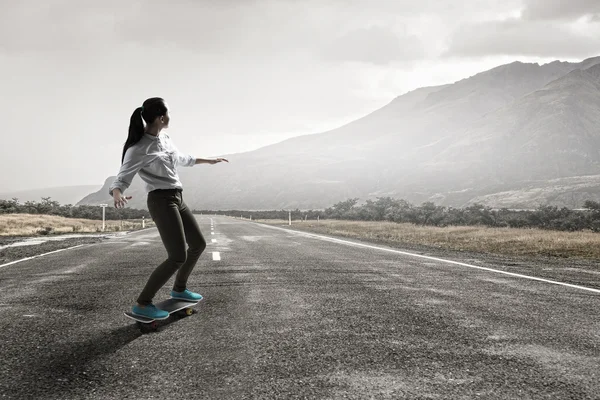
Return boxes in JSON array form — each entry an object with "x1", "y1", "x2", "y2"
[
  {"x1": 195, "y1": 158, "x2": 229, "y2": 165},
  {"x1": 109, "y1": 147, "x2": 147, "y2": 197},
  {"x1": 167, "y1": 134, "x2": 229, "y2": 166}
]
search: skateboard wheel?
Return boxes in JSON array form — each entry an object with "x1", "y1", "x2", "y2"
[
  {"x1": 150, "y1": 321, "x2": 158, "y2": 330},
  {"x1": 185, "y1": 308, "x2": 193, "y2": 316}
]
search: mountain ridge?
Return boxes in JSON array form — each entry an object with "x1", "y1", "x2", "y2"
[{"x1": 78, "y1": 56, "x2": 600, "y2": 211}]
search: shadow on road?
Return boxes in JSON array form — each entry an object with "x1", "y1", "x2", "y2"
[
  {"x1": 8, "y1": 325, "x2": 142, "y2": 398},
  {"x1": 5, "y1": 313, "x2": 199, "y2": 398}
]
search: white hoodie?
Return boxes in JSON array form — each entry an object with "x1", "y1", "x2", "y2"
[{"x1": 108, "y1": 132, "x2": 195, "y2": 196}]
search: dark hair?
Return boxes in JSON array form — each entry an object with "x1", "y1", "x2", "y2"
[{"x1": 121, "y1": 97, "x2": 168, "y2": 163}]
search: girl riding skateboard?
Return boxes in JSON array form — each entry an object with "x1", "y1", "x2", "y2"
[{"x1": 109, "y1": 97, "x2": 228, "y2": 319}]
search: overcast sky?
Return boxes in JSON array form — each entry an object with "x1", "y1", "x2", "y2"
[{"x1": 1, "y1": 0, "x2": 599, "y2": 191}]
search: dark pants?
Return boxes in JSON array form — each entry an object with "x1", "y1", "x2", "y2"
[{"x1": 137, "y1": 189, "x2": 207, "y2": 306}]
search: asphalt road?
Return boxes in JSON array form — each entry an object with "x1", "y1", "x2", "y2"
[{"x1": 0, "y1": 216, "x2": 598, "y2": 399}]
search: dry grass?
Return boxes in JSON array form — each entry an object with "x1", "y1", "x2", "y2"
[
  {"x1": 255, "y1": 219, "x2": 600, "y2": 259},
  {"x1": 0, "y1": 213, "x2": 154, "y2": 237}
]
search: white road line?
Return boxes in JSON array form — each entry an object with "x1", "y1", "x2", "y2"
[
  {"x1": 211, "y1": 239, "x2": 217, "y2": 243},
  {"x1": 257, "y1": 223, "x2": 600, "y2": 295},
  {"x1": 211, "y1": 232, "x2": 214, "y2": 235},
  {"x1": 0, "y1": 245, "x2": 87, "y2": 269},
  {"x1": 212, "y1": 252, "x2": 221, "y2": 261}
]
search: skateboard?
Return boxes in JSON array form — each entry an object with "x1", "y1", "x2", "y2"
[{"x1": 124, "y1": 297, "x2": 200, "y2": 333}]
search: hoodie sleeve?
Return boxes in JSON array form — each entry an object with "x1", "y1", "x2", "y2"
[
  {"x1": 166, "y1": 135, "x2": 195, "y2": 167},
  {"x1": 108, "y1": 147, "x2": 147, "y2": 196},
  {"x1": 176, "y1": 151, "x2": 196, "y2": 167}
]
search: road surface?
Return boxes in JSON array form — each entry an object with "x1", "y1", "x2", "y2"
[{"x1": 0, "y1": 216, "x2": 598, "y2": 399}]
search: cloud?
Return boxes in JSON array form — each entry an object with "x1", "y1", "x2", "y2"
[
  {"x1": 0, "y1": 0, "x2": 521, "y2": 59},
  {"x1": 442, "y1": 0, "x2": 600, "y2": 59},
  {"x1": 444, "y1": 17, "x2": 600, "y2": 58},
  {"x1": 0, "y1": 1, "x2": 268, "y2": 55},
  {"x1": 3, "y1": 1, "x2": 597, "y2": 68},
  {"x1": 0, "y1": 1, "x2": 112, "y2": 53},
  {"x1": 521, "y1": 0, "x2": 600, "y2": 21},
  {"x1": 321, "y1": 26, "x2": 425, "y2": 65}
]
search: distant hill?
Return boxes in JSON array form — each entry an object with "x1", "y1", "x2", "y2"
[
  {"x1": 462, "y1": 175, "x2": 600, "y2": 209},
  {"x1": 79, "y1": 56, "x2": 600, "y2": 210},
  {"x1": 424, "y1": 63, "x2": 600, "y2": 186},
  {"x1": 0, "y1": 185, "x2": 101, "y2": 206}
]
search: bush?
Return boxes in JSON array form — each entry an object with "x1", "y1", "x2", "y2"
[
  {"x1": 199, "y1": 197, "x2": 600, "y2": 233},
  {"x1": 1, "y1": 197, "x2": 150, "y2": 221},
  {"x1": 38, "y1": 227, "x2": 54, "y2": 235},
  {"x1": 8, "y1": 196, "x2": 600, "y2": 233}
]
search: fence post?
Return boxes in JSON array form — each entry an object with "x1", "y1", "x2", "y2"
[{"x1": 100, "y1": 204, "x2": 107, "y2": 232}]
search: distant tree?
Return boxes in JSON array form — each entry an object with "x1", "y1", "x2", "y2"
[
  {"x1": 0, "y1": 198, "x2": 20, "y2": 214},
  {"x1": 440, "y1": 207, "x2": 466, "y2": 226},
  {"x1": 464, "y1": 203, "x2": 497, "y2": 226},
  {"x1": 325, "y1": 198, "x2": 359, "y2": 219},
  {"x1": 583, "y1": 200, "x2": 600, "y2": 212},
  {"x1": 386, "y1": 199, "x2": 414, "y2": 223},
  {"x1": 358, "y1": 200, "x2": 379, "y2": 221},
  {"x1": 415, "y1": 202, "x2": 443, "y2": 225}
]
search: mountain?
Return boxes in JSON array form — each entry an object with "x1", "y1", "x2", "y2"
[
  {"x1": 463, "y1": 175, "x2": 600, "y2": 209},
  {"x1": 79, "y1": 56, "x2": 600, "y2": 210},
  {"x1": 0, "y1": 185, "x2": 101, "y2": 206},
  {"x1": 425, "y1": 63, "x2": 600, "y2": 185}
]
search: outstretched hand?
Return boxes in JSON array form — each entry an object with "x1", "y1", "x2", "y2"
[
  {"x1": 114, "y1": 195, "x2": 133, "y2": 209},
  {"x1": 210, "y1": 158, "x2": 229, "y2": 164}
]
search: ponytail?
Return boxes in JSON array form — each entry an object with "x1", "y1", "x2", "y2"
[
  {"x1": 121, "y1": 97, "x2": 167, "y2": 164},
  {"x1": 122, "y1": 107, "x2": 145, "y2": 163}
]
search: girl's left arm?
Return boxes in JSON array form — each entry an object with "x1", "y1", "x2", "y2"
[
  {"x1": 167, "y1": 135, "x2": 228, "y2": 166},
  {"x1": 195, "y1": 158, "x2": 229, "y2": 165},
  {"x1": 167, "y1": 136, "x2": 196, "y2": 167}
]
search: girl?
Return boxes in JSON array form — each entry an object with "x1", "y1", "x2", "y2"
[{"x1": 109, "y1": 97, "x2": 228, "y2": 319}]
